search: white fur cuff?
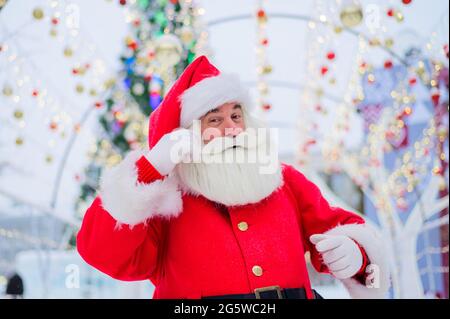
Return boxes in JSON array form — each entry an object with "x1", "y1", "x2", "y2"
[
  {"x1": 325, "y1": 223, "x2": 391, "y2": 299},
  {"x1": 99, "y1": 150, "x2": 183, "y2": 226}
]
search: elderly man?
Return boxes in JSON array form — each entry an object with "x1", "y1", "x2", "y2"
[{"x1": 77, "y1": 56, "x2": 389, "y2": 299}]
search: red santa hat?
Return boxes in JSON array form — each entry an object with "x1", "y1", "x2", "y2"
[{"x1": 148, "y1": 55, "x2": 253, "y2": 148}]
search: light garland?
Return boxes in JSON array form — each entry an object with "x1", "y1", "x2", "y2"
[
  {"x1": 255, "y1": 0, "x2": 272, "y2": 112},
  {"x1": 0, "y1": 226, "x2": 60, "y2": 249},
  {"x1": 294, "y1": 0, "x2": 448, "y2": 298},
  {"x1": 0, "y1": 0, "x2": 116, "y2": 166}
]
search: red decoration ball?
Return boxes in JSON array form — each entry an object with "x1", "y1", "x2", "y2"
[
  {"x1": 431, "y1": 90, "x2": 441, "y2": 106},
  {"x1": 387, "y1": 8, "x2": 395, "y2": 17},
  {"x1": 49, "y1": 122, "x2": 58, "y2": 131},
  {"x1": 119, "y1": 0, "x2": 126, "y2": 6},
  {"x1": 320, "y1": 66, "x2": 329, "y2": 76},
  {"x1": 327, "y1": 51, "x2": 336, "y2": 60},
  {"x1": 402, "y1": 0, "x2": 412, "y2": 5},
  {"x1": 257, "y1": 10, "x2": 266, "y2": 18},
  {"x1": 384, "y1": 60, "x2": 393, "y2": 69},
  {"x1": 262, "y1": 104, "x2": 271, "y2": 111},
  {"x1": 128, "y1": 41, "x2": 138, "y2": 51}
]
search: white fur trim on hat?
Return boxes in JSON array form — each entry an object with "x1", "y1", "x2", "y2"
[
  {"x1": 99, "y1": 149, "x2": 183, "y2": 226},
  {"x1": 324, "y1": 223, "x2": 391, "y2": 299},
  {"x1": 180, "y1": 73, "x2": 253, "y2": 128}
]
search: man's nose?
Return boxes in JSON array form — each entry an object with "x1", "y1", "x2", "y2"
[{"x1": 223, "y1": 119, "x2": 243, "y2": 137}]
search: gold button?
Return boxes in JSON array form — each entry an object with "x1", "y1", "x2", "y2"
[
  {"x1": 252, "y1": 265, "x2": 263, "y2": 277},
  {"x1": 237, "y1": 221, "x2": 248, "y2": 231}
]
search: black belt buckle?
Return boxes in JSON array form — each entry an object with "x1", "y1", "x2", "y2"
[{"x1": 254, "y1": 285, "x2": 283, "y2": 299}]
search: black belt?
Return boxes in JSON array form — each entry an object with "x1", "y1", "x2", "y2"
[{"x1": 202, "y1": 286, "x2": 323, "y2": 299}]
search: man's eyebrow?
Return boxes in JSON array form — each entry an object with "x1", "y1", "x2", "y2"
[
  {"x1": 233, "y1": 104, "x2": 242, "y2": 110},
  {"x1": 204, "y1": 108, "x2": 220, "y2": 117}
]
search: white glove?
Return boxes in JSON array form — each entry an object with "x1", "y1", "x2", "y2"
[
  {"x1": 309, "y1": 234, "x2": 363, "y2": 279},
  {"x1": 145, "y1": 128, "x2": 192, "y2": 176}
]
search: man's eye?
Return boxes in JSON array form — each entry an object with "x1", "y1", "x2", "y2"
[
  {"x1": 209, "y1": 118, "x2": 220, "y2": 123},
  {"x1": 232, "y1": 114, "x2": 242, "y2": 120}
]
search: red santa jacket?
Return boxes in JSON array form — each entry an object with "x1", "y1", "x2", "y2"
[{"x1": 77, "y1": 150, "x2": 390, "y2": 299}]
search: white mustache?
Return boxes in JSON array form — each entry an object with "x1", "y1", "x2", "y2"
[{"x1": 201, "y1": 131, "x2": 263, "y2": 155}]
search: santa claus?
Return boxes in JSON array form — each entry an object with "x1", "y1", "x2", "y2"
[{"x1": 77, "y1": 56, "x2": 390, "y2": 299}]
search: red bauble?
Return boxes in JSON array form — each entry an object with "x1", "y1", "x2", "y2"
[
  {"x1": 51, "y1": 18, "x2": 59, "y2": 25},
  {"x1": 431, "y1": 89, "x2": 441, "y2": 106},
  {"x1": 144, "y1": 74, "x2": 152, "y2": 82},
  {"x1": 49, "y1": 122, "x2": 58, "y2": 131},
  {"x1": 128, "y1": 41, "x2": 138, "y2": 51},
  {"x1": 402, "y1": 0, "x2": 412, "y2": 5},
  {"x1": 320, "y1": 66, "x2": 329, "y2": 76},
  {"x1": 409, "y1": 77, "x2": 417, "y2": 86},
  {"x1": 384, "y1": 60, "x2": 393, "y2": 69},
  {"x1": 32, "y1": 89, "x2": 39, "y2": 97},
  {"x1": 257, "y1": 9, "x2": 266, "y2": 18},
  {"x1": 261, "y1": 38, "x2": 269, "y2": 46},
  {"x1": 387, "y1": 8, "x2": 395, "y2": 17},
  {"x1": 262, "y1": 104, "x2": 271, "y2": 111},
  {"x1": 95, "y1": 101, "x2": 103, "y2": 109},
  {"x1": 119, "y1": 0, "x2": 126, "y2": 5},
  {"x1": 326, "y1": 51, "x2": 336, "y2": 60}
]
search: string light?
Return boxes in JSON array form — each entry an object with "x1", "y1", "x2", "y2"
[
  {"x1": 0, "y1": 226, "x2": 60, "y2": 249},
  {"x1": 294, "y1": 0, "x2": 449, "y2": 298},
  {"x1": 255, "y1": 0, "x2": 272, "y2": 112}
]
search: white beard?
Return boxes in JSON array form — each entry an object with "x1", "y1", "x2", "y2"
[{"x1": 175, "y1": 124, "x2": 283, "y2": 206}]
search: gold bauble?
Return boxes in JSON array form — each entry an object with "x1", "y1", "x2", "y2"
[
  {"x1": 340, "y1": 5, "x2": 363, "y2": 28},
  {"x1": 15, "y1": 137, "x2": 24, "y2": 146},
  {"x1": 13, "y1": 109, "x2": 23, "y2": 119},
  {"x1": 75, "y1": 84, "x2": 84, "y2": 94},
  {"x1": 334, "y1": 26, "x2": 343, "y2": 34},
  {"x1": 385, "y1": 38, "x2": 394, "y2": 48},
  {"x1": 32, "y1": 7, "x2": 44, "y2": 20},
  {"x1": 315, "y1": 88, "x2": 324, "y2": 98},
  {"x1": 89, "y1": 88, "x2": 97, "y2": 97},
  {"x1": 262, "y1": 65, "x2": 273, "y2": 74},
  {"x1": 2, "y1": 85, "x2": 13, "y2": 96},
  {"x1": 64, "y1": 47, "x2": 73, "y2": 57},
  {"x1": 103, "y1": 78, "x2": 116, "y2": 90}
]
